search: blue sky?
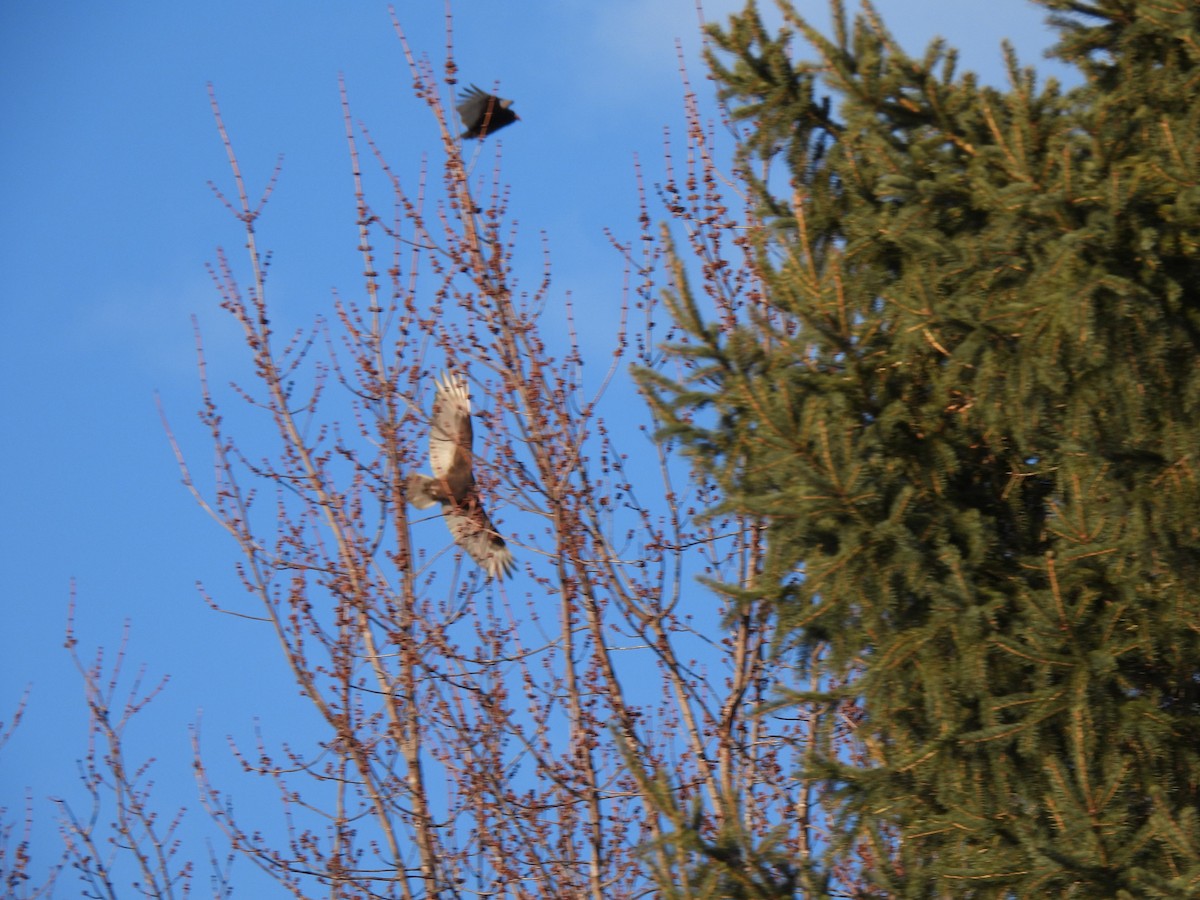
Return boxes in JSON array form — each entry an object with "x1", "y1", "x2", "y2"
[{"x1": 1, "y1": 1, "x2": 1076, "y2": 894}]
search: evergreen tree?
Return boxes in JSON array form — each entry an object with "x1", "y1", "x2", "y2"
[{"x1": 646, "y1": 0, "x2": 1200, "y2": 895}]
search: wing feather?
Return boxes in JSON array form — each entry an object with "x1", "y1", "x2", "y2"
[
  {"x1": 443, "y1": 497, "x2": 516, "y2": 580},
  {"x1": 456, "y1": 85, "x2": 490, "y2": 128},
  {"x1": 428, "y1": 372, "x2": 473, "y2": 499}
]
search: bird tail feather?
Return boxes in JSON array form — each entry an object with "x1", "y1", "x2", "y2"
[{"x1": 406, "y1": 473, "x2": 441, "y2": 510}]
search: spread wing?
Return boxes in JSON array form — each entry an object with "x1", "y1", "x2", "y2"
[
  {"x1": 443, "y1": 497, "x2": 516, "y2": 580},
  {"x1": 457, "y1": 85, "x2": 517, "y2": 139},
  {"x1": 456, "y1": 85, "x2": 492, "y2": 134},
  {"x1": 429, "y1": 372, "x2": 474, "y2": 500}
]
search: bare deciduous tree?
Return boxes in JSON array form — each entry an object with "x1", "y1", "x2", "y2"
[
  {"x1": 49, "y1": 597, "x2": 234, "y2": 900},
  {"x1": 1, "y1": 690, "x2": 60, "y2": 900},
  {"x1": 21, "y1": 11, "x2": 875, "y2": 899}
]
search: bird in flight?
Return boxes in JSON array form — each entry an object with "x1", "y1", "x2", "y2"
[
  {"x1": 407, "y1": 373, "x2": 516, "y2": 579},
  {"x1": 457, "y1": 85, "x2": 518, "y2": 139}
]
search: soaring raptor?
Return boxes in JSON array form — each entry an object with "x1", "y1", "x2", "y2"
[{"x1": 407, "y1": 373, "x2": 515, "y2": 579}]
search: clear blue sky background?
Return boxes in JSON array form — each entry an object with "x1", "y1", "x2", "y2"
[{"x1": 1, "y1": 2, "x2": 1076, "y2": 894}]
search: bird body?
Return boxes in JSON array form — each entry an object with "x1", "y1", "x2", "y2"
[
  {"x1": 408, "y1": 373, "x2": 515, "y2": 579},
  {"x1": 457, "y1": 85, "x2": 518, "y2": 139}
]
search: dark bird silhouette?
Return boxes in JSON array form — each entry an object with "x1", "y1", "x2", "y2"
[
  {"x1": 457, "y1": 85, "x2": 518, "y2": 139},
  {"x1": 407, "y1": 373, "x2": 516, "y2": 579}
]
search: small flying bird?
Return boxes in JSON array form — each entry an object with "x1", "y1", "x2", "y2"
[
  {"x1": 457, "y1": 84, "x2": 518, "y2": 139},
  {"x1": 407, "y1": 372, "x2": 516, "y2": 579}
]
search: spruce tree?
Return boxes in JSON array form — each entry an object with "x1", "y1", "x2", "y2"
[{"x1": 647, "y1": 0, "x2": 1200, "y2": 895}]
